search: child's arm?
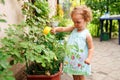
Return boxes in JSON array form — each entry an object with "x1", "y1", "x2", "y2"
[
  {"x1": 85, "y1": 33, "x2": 94, "y2": 65},
  {"x1": 51, "y1": 26, "x2": 74, "y2": 34}
]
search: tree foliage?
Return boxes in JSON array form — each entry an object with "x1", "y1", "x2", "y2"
[
  {"x1": 86, "y1": 0, "x2": 120, "y2": 15},
  {"x1": 85, "y1": 0, "x2": 120, "y2": 37}
]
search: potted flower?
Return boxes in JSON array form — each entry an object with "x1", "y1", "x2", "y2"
[{"x1": 0, "y1": 0, "x2": 66, "y2": 80}]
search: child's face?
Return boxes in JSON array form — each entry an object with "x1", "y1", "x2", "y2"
[{"x1": 72, "y1": 14, "x2": 86, "y2": 31}]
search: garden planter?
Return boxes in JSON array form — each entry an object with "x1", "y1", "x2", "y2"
[
  {"x1": 27, "y1": 63, "x2": 62, "y2": 80},
  {"x1": 102, "y1": 32, "x2": 109, "y2": 41},
  {"x1": 27, "y1": 71, "x2": 61, "y2": 80}
]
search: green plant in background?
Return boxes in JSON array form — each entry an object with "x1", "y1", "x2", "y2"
[
  {"x1": 86, "y1": 0, "x2": 120, "y2": 37},
  {"x1": 111, "y1": 21, "x2": 119, "y2": 38},
  {"x1": 88, "y1": 23, "x2": 99, "y2": 37},
  {"x1": 56, "y1": 4, "x2": 64, "y2": 19},
  {"x1": 51, "y1": 4, "x2": 72, "y2": 40},
  {"x1": 0, "y1": 0, "x2": 66, "y2": 76},
  {"x1": 55, "y1": 18, "x2": 72, "y2": 40},
  {"x1": 0, "y1": 0, "x2": 5, "y2": 4},
  {"x1": 62, "y1": 0, "x2": 71, "y2": 18}
]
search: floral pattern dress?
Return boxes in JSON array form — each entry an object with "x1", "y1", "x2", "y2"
[{"x1": 63, "y1": 28, "x2": 91, "y2": 76}]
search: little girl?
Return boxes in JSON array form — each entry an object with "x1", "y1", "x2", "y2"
[{"x1": 51, "y1": 5, "x2": 94, "y2": 80}]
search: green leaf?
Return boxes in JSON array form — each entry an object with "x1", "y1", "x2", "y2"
[
  {"x1": 41, "y1": 63, "x2": 46, "y2": 67},
  {"x1": 0, "y1": 61, "x2": 8, "y2": 69},
  {"x1": 0, "y1": 0, "x2": 5, "y2": 4},
  {"x1": 0, "y1": 19, "x2": 6, "y2": 22},
  {"x1": 26, "y1": 2, "x2": 41, "y2": 14}
]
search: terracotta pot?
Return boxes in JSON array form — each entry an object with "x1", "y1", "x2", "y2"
[{"x1": 27, "y1": 71, "x2": 61, "y2": 80}]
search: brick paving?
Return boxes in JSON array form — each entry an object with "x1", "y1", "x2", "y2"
[{"x1": 12, "y1": 38, "x2": 120, "y2": 80}]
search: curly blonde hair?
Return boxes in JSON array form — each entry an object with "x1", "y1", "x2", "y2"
[{"x1": 71, "y1": 5, "x2": 92, "y2": 23}]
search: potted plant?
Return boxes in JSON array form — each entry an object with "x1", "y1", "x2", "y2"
[{"x1": 0, "y1": 0, "x2": 66, "y2": 80}]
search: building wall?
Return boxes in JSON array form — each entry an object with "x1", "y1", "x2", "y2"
[
  {"x1": 0, "y1": 0, "x2": 57, "y2": 39},
  {"x1": 0, "y1": 0, "x2": 28, "y2": 38},
  {"x1": 48, "y1": 0, "x2": 57, "y2": 18}
]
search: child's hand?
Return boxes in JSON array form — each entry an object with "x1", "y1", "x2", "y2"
[
  {"x1": 84, "y1": 58, "x2": 91, "y2": 65},
  {"x1": 51, "y1": 27, "x2": 56, "y2": 34}
]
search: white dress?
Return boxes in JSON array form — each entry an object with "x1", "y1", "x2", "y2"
[{"x1": 63, "y1": 28, "x2": 91, "y2": 76}]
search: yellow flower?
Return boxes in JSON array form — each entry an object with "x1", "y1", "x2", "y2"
[
  {"x1": 57, "y1": 4, "x2": 64, "y2": 18},
  {"x1": 43, "y1": 26, "x2": 52, "y2": 35},
  {"x1": 59, "y1": 9, "x2": 64, "y2": 18}
]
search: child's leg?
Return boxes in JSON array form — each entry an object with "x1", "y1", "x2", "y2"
[{"x1": 73, "y1": 75, "x2": 85, "y2": 80}]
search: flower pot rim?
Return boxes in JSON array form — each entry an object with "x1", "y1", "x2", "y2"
[{"x1": 27, "y1": 71, "x2": 61, "y2": 78}]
